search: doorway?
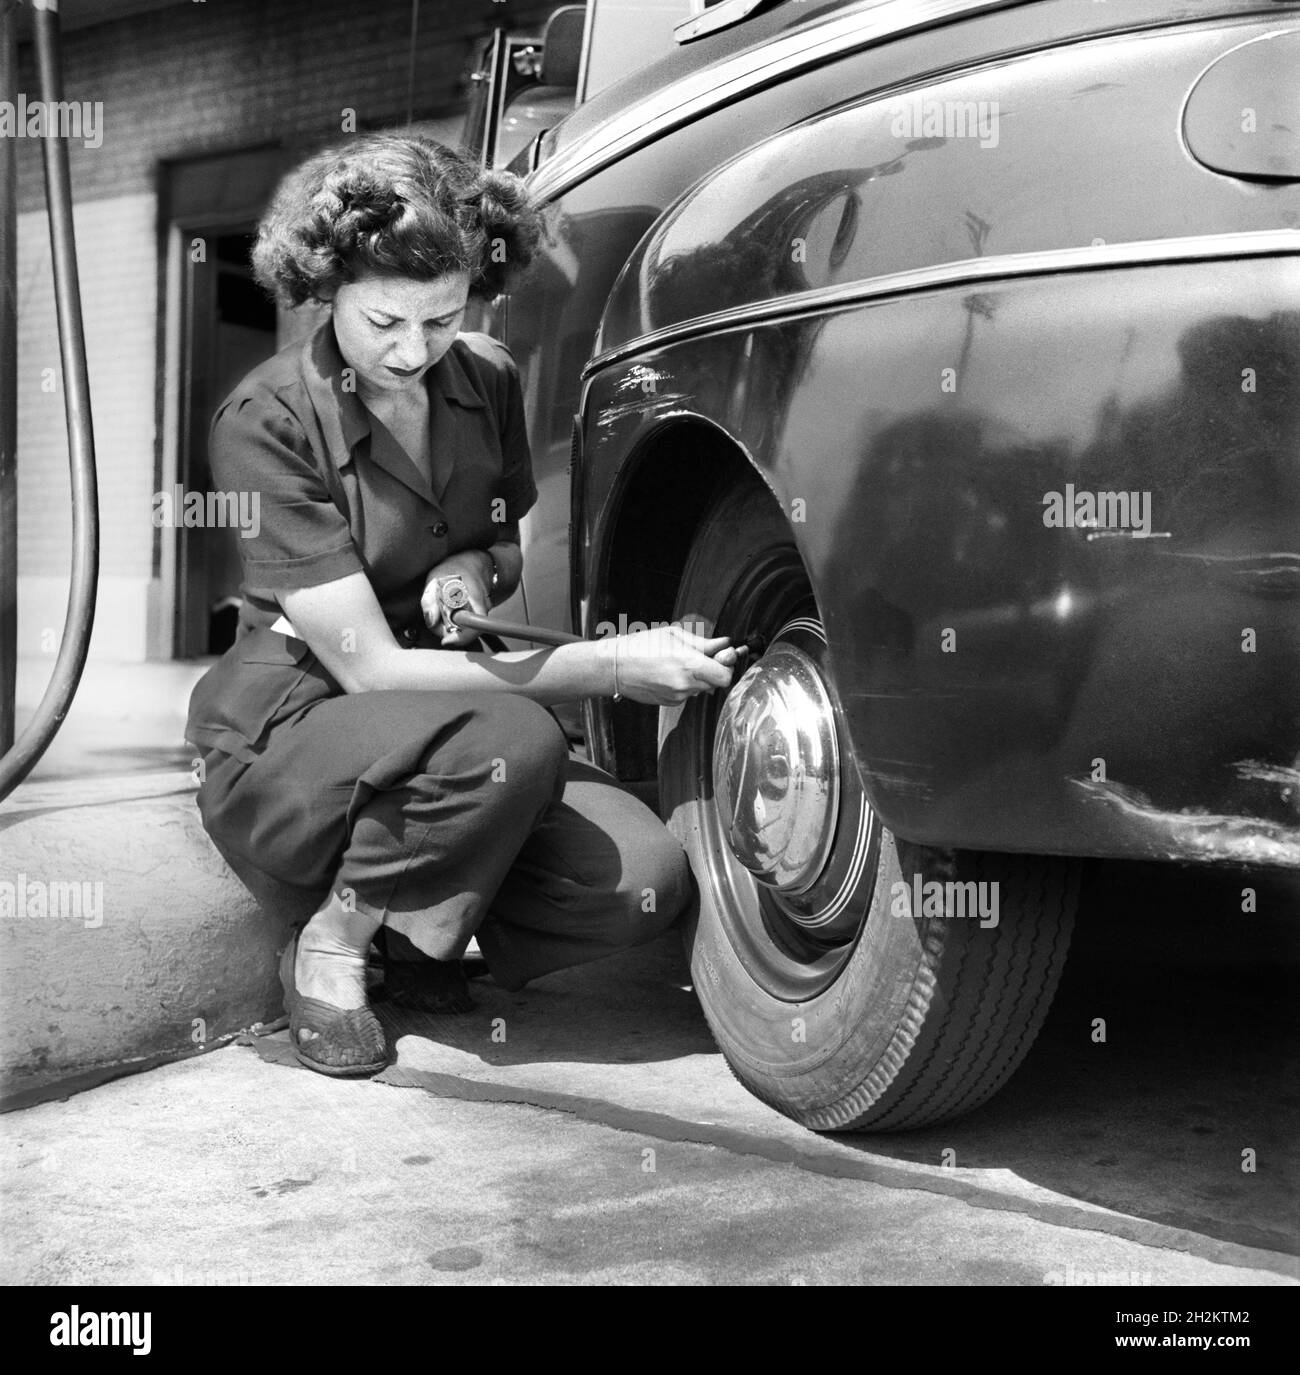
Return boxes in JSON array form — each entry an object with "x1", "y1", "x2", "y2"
[
  {"x1": 161, "y1": 146, "x2": 292, "y2": 659},
  {"x1": 174, "y1": 226, "x2": 279, "y2": 656}
]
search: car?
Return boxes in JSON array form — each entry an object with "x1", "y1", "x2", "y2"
[{"x1": 466, "y1": 0, "x2": 1300, "y2": 1131}]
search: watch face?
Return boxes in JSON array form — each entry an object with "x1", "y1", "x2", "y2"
[{"x1": 441, "y1": 578, "x2": 470, "y2": 610}]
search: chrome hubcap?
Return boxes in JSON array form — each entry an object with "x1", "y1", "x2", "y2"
[{"x1": 712, "y1": 634, "x2": 840, "y2": 896}]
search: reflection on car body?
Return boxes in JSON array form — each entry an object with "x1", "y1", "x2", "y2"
[{"x1": 466, "y1": 0, "x2": 1300, "y2": 1130}]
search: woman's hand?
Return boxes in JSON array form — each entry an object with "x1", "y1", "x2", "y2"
[
  {"x1": 597, "y1": 623, "x2": 739, "y2": 705},
  {"x1": 420, "y1": 551, "x2": 492, "y2": 647}
]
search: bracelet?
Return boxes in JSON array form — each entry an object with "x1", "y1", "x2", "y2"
[{"x1": 612, "y1": 637, "x2": 623, "y2": 703}]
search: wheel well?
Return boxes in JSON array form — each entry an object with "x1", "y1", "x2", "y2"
[{"x1": 597, "y1": 420, "x2": 765, "y2": 782}]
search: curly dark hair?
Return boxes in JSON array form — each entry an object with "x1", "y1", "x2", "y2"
[{"x1": 251, "y1": 134, "x2": 543, "y2": 306}]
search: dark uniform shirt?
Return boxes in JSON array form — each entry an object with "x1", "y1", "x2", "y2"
[{"x1": 186, "y1": 318, "x2": 537, "y2": 764}]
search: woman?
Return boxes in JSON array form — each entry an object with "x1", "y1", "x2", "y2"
[{"x1": 186, "y1": 135, "x2": 736, "y2": 1078}]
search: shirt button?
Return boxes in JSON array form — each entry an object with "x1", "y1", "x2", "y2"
[
  {"x1": 400, "y1": 626, "x2": 418, "y2": 646},
  {"x1": 431, "y1": 520, "x2": 449, "y2": 537}
]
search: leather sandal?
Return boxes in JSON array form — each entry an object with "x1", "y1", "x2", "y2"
[{"x1": 279, "y1": 928, "x2": 388, "y2": 1078}]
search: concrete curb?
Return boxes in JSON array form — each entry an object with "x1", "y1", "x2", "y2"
[{"x1": 0, "y1": 769, "x2": 296, "y2": 1096}]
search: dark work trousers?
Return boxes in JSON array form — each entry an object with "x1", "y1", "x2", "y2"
[{"x1": 196, "y1": 691, "x2": 691, "y2": 990}]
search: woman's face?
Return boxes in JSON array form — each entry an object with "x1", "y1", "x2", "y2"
[{"x1": 331, "y1": 270, "x2": 471, "y2": 400}]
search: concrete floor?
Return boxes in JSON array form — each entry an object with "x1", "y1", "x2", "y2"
[
  {"x1": 4, "y1": 656, "x2": 1297, "y2": 1285},
  {"x1": 3, "y1": 861, "x2": 1297, "y2": 1286}
]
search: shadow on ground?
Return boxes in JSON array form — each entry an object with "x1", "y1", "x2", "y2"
[{"x1": 834, "y1": 860, "x2": 1299, "y2": 1256}]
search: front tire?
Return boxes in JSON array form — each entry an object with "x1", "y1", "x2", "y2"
[{"x1": 659, "y1": 483, "x2": 1079, "y2": 1131}]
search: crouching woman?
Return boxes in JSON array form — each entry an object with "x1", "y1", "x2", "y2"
[{"x1": 186, "y1": 135, "x2": 736, "y2": 1077}]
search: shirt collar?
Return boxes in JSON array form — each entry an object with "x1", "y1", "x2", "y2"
[
  {"x1": 432, "y1": 335, "x2": 490, "y2": 412},
  {"x1": 301, "y1": 315, "x2": 488, "y2": 469}
]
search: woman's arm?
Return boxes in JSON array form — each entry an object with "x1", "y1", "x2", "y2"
[
  {"x1": 481, "y1": 519, "x2": 523, "y2": 606},
  {"x1": 485, "y1": 537, "x2": 523, "y2": 607},
  {"x1": 281, "y1": 571, "x2": 735, "y2": 706}
]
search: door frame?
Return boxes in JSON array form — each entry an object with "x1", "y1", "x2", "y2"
[{"x1": 154, "y1": 146, "x2": 291, "y2": 659}]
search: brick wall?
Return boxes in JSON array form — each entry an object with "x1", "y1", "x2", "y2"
[
  {"x1": 14, "y1": 0, "x2": 559, "y2": 211},
  {"x1": 16, "y1": 193, "x2": 157, "y2": 659},
  {"x1": 12, "y1": 0, "x2": 559, "y2": 659}
]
